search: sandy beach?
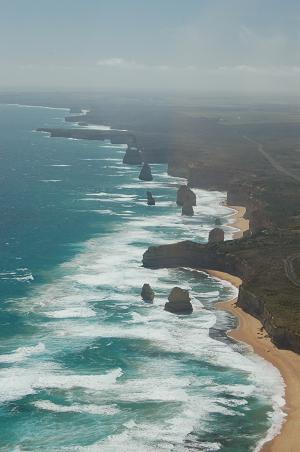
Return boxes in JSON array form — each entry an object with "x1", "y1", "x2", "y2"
[
  {"x1": 208, "y1": 207, "x2": 300, "y2": 452},
  {"x1": 228, "y1": 205, "x2": 249, "y2": 238}
]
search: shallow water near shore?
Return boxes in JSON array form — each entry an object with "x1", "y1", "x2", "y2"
[{"x1": 0, "y1": 104, "x2": 284, "y2": 451}]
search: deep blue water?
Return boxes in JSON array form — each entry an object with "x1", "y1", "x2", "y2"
[{"x1": 0, "y1": 105, "x2": 284, "y2": 451}]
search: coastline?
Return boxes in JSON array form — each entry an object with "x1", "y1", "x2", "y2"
[
  {"x1": 4, "y1": 103, "x2": 299, "y2": 450},
  {"x1": 30, "y1": 104, "x2": 298, "y2": 449},
  {"x1": 208, "y1": 207, "x2": 300, "y2": 452},
  {"x1": 227, "y1": 205, "x2": 249, "y2": 238}
]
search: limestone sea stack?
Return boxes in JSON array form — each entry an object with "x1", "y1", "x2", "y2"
[
  {"x1": 208, "y1": 227, "x2": 225, "y2": 243},
  {"x1": 139, "y1": 163, "x2": 153, "y2": 181},
  {"x1": 123, "y1": 146, "x2": 143, "y2": 165},
  {"x1": 141, "y1": 283, "x2": 155, "y2": 302},
  {"x1": 147, "y1": 191, "x2": 156, "y2": 205},
  {"x1": 176, "y1": 185, "x2": 196, "y2": 207},
  {"x1": 164, "y1": 287, "x2": 193, "y2": 314},
  {"x1": 182, "y1": 201, "x2": 194, "y2": 216}
]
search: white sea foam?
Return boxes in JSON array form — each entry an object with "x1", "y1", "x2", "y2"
[
  {"x1": 33, "y1": 400, "x2": 119, "y2": 415},
  {"x1": 40, "y1": 179, "x2": 62, "y2": 183},
  {"x1": 0, "y1": 343, "x2": 45, "y2": 363},
  {"x1": 0, "y1": 366, "x2": 123, "y2": 403},
  {"x1": 1, "y1": 155, "x2": 285, "y2": 450},
  {"x1": 0, "y1": 269, "x2": 34, "y2": 282},
  {"x1": 14, "y1": 274, "x2": 34, "y2": 282},
  {"x1": 90, "y1": 209, "x2": 115, "y2": 215},
  {"x1": 44, "y1": 307, "x2": 96, "y2": 318},
  {"x1": 3, "y1": 104, "x2": 69, "y2": 111},
  {"x1": 82, "y1": 124, "x2": 111, "y2": 131},
  {"x1": 76, "y1": 388, "x2": 232, "y2": 451},
  {"x1": 254, "y1": 407, "x2": 286, "y2": 452},
  {"x1": 85, "y1": 193, "x2": 137, "y2": 199},
  {"x1": 50, "y1": 164, "x2": 71, "y2": 167},
  {"x1": 76, "y1": 123, "x2": 128, "y2": 133},
  {"x1": 100, "y1": 144, "x2": 127, "y2": 149}
]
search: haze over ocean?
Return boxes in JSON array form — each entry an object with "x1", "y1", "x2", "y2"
[{"x1": 0, "y1": 104, "x2": 284, "y2": 450}]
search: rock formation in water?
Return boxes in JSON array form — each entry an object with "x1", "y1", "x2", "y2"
[
  {"x1": 139, "y1": 163, "x2": 153, "y2": 181},
  {"x1": 215, "y1": 217, "x2": 222, "y2": 226},
  {"x1": 142, "y1": 230, "x2": 300, "y2": 353},
  {"x1": 141, "y1": 283, "x2": 155, "y2": 302},
  {"x1": 123, "y1": 147, "x2": 143, "y2": 165},
  {"x1": 147, "y1": 191, "x2": 156, "y2": 205},
  {"x1": 176, "y1": 185, "x2": 196, "y2": 207},
  {"x1": 182, "y1": 201, "x2": 194, "y2": 216},
  {"x1": 208, "y1": 228, "x2": 224, "y2": 243},
  {"x1": 165, "y1": 287, "x2": 193, "y2": 314}
]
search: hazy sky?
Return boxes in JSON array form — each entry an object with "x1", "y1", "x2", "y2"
[{"x1": 1, "y1": 0, "x2": 300, "y2": 93}]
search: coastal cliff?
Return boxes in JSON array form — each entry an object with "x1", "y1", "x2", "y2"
[
  {"x1": 143, "y1": 231, "x2": 300, "y2": 354},
  {"x1": 237, "y1": 286, "x2": 300, "y2": 353},
  {"x1": 37, "y1": 127, "x2": 136, "y2": 146},
  {"x1": 143, "y1": 240, "x2": 244, "y2": 274}
]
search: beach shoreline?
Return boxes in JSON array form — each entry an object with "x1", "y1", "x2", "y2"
[
  {"x1": 208, "y1": 207, "x2": 300, "y2": 452},
  {"x1": 227, "y1": 204, "x2": 249, "y2": 238}
]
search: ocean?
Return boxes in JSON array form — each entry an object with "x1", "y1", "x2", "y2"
[{"x1": 0, "y1": 104, "x2": 284, "y2": 451}]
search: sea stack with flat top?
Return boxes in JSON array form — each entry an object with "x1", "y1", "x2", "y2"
[
  {"x1": 176, "y1": 185, "x2": 196, "y2": 207},
  {"x1": 164, "y1": 287, "x2": 193, "y2": 314},
  {"x1": 139, "y1": 163, "x2": 153, "y2": 181},
  {"x1": 123, "y1": 146, "x2": 143, "y2": 165}
]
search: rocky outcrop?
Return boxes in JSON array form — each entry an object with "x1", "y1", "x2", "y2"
[
  {"x1": 123, "y1": 147, "x2": 143, "y2": 165},
  {"x1": 139, "y1": 163, "x2": 153, "y2": 181},
  {"x1": 141, "y1": 283, "x2": 155, "y2": 302},
  {"x1": 182, "y1": 202, "x2": 194, "y2": 216},
  {"x1": 147, "y1": 191, "x2": 156, "y2": 205},
  {"x1": 37, "y1": 128, "x2": 136, "y2": 146},
  {"x1": 165, "y1": 287, "x2": 193, "y2": 314},
  {"x1": 208, "y1": 228, "x2": 224, "y2": 243},
  {"x1": 142, "y1": 240, "x2": 248, "y2": 277},
  {"x1": 176, "y1": 185, "x2": 196, "y2": 206}
]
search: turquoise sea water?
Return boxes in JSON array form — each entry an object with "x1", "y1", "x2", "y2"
[{"x1": 0, "y1": 105, "x2": 284, "y2": 451}]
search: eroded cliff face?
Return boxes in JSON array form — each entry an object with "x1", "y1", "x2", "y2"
[
  {"x1": 238, "y1": 287, "x2": 300, "y2": 354},
  {"x1": 227, "y1": 183, "x2": 273, "y2": 235},
  {"x1": 142, "y1": 240, "x2": 253, "y2": 280}
]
